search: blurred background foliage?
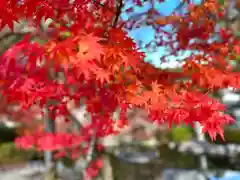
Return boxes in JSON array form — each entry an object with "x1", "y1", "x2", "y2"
[{"x1": 0, "y1": 124, "x2": 43, "y2": 164}]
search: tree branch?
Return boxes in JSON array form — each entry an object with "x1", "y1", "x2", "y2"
[{"x1": 112, "y1": 0, "x2": 124, "y2": 27}]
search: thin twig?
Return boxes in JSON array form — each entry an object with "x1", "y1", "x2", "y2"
[{"x1": 112, "y1": 0, "x2": 124, "y2": 27}]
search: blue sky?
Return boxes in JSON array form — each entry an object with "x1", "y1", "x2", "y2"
[
  {"x1": 122, "y1": 0, "x2": 202, "y2": 68},
  {"x1": 210, "y1": 171, "x2": 240, "y2": 180}
]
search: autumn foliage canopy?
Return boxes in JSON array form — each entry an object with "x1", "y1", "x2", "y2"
[{"x1": 0, "y1": 0, "x2": 240, "y2": 177}]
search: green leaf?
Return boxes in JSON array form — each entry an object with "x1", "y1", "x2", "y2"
[
  {"x1": 235, "y1": 32, "x2": 240, "y2": 37},
  {"x1": 236, "y1": 55, "x2": 240, "y2": 60},
  {"x1": 231, "y1": 54, "x2": 240, "y2": 61},
  {"x1": 218, "y1": 21, "x2": 226, "y2": 28},
  {"x1": 218, "y1": 0, "x2": 224, "y2": 5}
]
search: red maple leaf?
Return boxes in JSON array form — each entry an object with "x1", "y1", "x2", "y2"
[{"x1": 1, "y1": 2, "x2": 240, "y2": 177}]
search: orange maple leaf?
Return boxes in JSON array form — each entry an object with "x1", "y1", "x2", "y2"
[
  {"x1": 94, "y1": 68, "x2": 111, "y2": 84},
  {"x1": 151, "y1": 81, "x2": 164, "y2": 94},
  {"x1": 45, "y1": 40, "x2": 75, "y2": 65},
  {"x1": 155, "y1": 15, "x2": 181, "y2": 26},
  {"x1": 0, "y1": 80, "x2": 7, "y2": 85},
  {"x1": 126, "y1": 84, "x2": 138, "y2": 93},
  {"x1": 74, "y1": 60, "x2": 99, "y2": 79},
  {"x1": 121, "y1": 52, "x2": 142, "y2": 72},
  {"x1": 76, "y1": 34, "x2": 104, "y2": 61}
]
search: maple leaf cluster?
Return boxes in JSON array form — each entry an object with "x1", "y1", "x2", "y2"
[{"x1": 0, "y1": 0, "x2": 240, "y2": 177}]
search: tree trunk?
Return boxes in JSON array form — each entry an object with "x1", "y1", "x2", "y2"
[
  {"x1": 194, "y1": 122, "x2": 208, "y2": 170},
  {"x1": 102, "y1": 154, "x2": 113, "y2": 180},
  {"x1": 44, "y1": 164, "x2": 58, "y2": 180},
  {"x1": 44, "y1": 108, "x2": 58, "y2": 180}
]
